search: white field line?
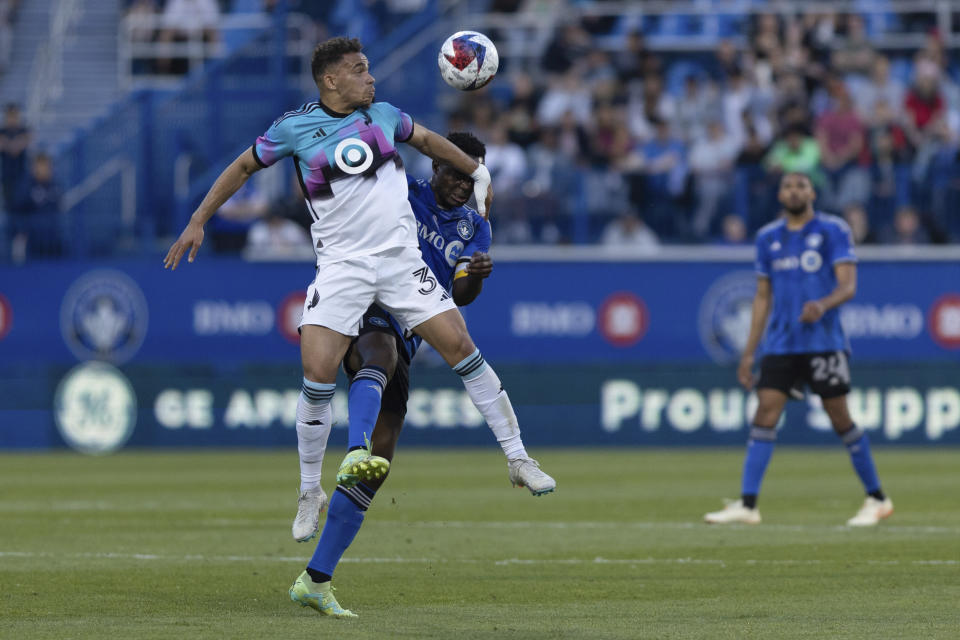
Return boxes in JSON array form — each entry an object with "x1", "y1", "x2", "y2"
[
  {"x1": 388, "y1": 520, "x2": 960, "y2": 535},
  {"x1": 0, "y1": 550, "x2": 956, "y2": 568}
]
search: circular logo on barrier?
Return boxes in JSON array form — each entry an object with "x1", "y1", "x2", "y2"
[
  {"x1": 54, "y1": 361, "x2": 137, "y2": 455},
  {"x1": 698, "y1": 270, "x2": 757, "y2": 364},
  {"x1": 60, "y1": 270, "x2": 149, "y2": 364},
  {"x1": 0, "y1": 293, "x2": 12, "y2": 341},
  {"x1": 928, "y1": 293, "x2": 960, "y2": 349},
  {"x1": 334, "y1": 138, "x2": 374, "y2": 175},
  {"x1": 277, "y1": 291, "x2": 306, "y2": 344},
  {"x1": 598, "y1": 292, "x2": 648, "y2": 347}
]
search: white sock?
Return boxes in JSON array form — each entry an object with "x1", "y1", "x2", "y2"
[
  {"x1": 297, "y1": 379, "x2": 335, "y2": 492},
  {"x1": 454, "y1": 351, "x2": 528, "y2": 460}
]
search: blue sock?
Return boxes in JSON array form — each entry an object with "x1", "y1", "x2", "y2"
[
  {"x1": 347, "y1": 366, "x2": 387, "y2": 450},
  {"x1": 741, "y1": 426, "x2": 776, "y2": 507},
  {"x1": 307, "y1": 483, "x2": 376, "y2": 580},
  {"x1": 840, "y1": 426, "x2": 882, "y2": 495}
]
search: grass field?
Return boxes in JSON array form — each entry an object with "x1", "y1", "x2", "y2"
[{"x1": 2, "y1": 447, "x2": 959, "y2": 639}]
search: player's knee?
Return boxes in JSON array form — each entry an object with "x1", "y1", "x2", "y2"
[
  {"x1": 753, "y1": 407, "x2": 781, "y2": 428},
  {"x1": 358, "y1": 333, "x2": 399, "y2": 377}
]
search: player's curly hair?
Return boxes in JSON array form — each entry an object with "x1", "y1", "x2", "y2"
[
  {"x1": 311, "y1": 37, "x2": 364, "y2": 83},
  {"x1": 447, "y1": 132, "x2": 486, "y2": 161}
]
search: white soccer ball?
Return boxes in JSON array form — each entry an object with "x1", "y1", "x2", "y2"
[{"x1": 438, "y1": 31, "x2": 499, "y2": 91}]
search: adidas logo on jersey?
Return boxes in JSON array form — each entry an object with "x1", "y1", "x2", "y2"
[{"x1": 312, "y1": 127, "x2": 326, "y2": 139}]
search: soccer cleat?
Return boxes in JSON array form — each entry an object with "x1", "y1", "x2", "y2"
[
  {"x1": 846, "y1": 497, "x2": 894, "y2": 527},
  {"x1": 508, "y1": 457, "x2": 556, "y2": 496},
  {"x1": 336, "y1": 448, "x2": 390, "y2": 489},
  {"x1": 292, "y1": 485, "x2": 328, "y2": 543},
  {"x1": 704, "y1": 499, "x2": 762, "y2": 524},
  {"x1": 289, "y1": 570, "x2": 357, "y2": 618}
]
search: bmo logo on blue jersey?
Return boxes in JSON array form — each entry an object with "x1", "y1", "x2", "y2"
[
  {"x1": 334, "y1": 138, "x2": 374, "y2": 175},
  {"x1": 772, "y1": 250, "x2": 823, "y2": 273},
  {"x1": 800, "y1": 249, "x2": 823, "y2": 272},
  {"x1": 417, "y1": 220, "x2": 464, "y2": 267}
]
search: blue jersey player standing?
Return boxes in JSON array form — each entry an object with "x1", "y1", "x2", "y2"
[
  {"x1": 704, "y1": 172, "x2": 893, "y2": 527},
  {"x1": 164, "y1": 37, "x2": 554, "y2": 618}
]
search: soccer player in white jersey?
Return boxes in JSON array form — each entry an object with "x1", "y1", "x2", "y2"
[{"x1": 163, "y1": 37, "x2": 555, "y2": 617}]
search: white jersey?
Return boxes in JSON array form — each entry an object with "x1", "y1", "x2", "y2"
[{"x1": 253, "y1": 100, "x2": 419, "y2": 264}]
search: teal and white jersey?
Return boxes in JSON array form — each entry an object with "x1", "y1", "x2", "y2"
[{"x1": 253, "y1": 100, "x2": 417, "y2": 264}]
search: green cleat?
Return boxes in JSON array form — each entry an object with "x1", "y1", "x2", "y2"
[
  {"x1": 289, "y1": 570, "x2": 358, "y2": 618},
  {"x1": 336, "y1": 443, "x2": 390, "y2": 488}
]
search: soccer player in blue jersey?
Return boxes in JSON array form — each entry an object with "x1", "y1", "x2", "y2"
[
  {"x1": 704, "y1": 172, "x2": 893, "y2": 527},
  {"x1": 163, "y1": 37, "x2": 554, "y2": 616},
  {"x1": 288, "y1": 132, "x2": 552, "y2": 618}
]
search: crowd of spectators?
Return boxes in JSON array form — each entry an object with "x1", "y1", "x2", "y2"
[
  {"x1": 436, "y1": 7, "x2": 960, "y2": 246},
  {"x1": 5, "y1": 3, "x2": 959, "y2": 263},
  {"x1": 0, "y1": 103, "x2": 65, "y2": 264}
]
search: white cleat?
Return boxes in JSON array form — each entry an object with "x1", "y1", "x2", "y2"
[
  {"x1": 508, "y1": 458, "x2": 556, "y2": 496},
  {"x1": 704, "y1": 499, "x2": 761, "y2": 525},
  {"x1": 292, "y1": 486, "x2": 328, "y2": 542},
  {"x1": 847, "y1": 497, "x2": 893, "y2": 527}
]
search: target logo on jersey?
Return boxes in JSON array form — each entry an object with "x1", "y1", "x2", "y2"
[{"x1": 438, "y1": 31, "x2": 499, "y2": 91}]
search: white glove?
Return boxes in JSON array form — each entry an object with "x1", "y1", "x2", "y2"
[{"x1": 470, "y1": 163, "x2": 491, "y2": 217}]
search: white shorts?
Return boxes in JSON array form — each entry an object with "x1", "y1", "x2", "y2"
[{"x1": 299, "y1": 246, "x2": 457, "y2": 336}]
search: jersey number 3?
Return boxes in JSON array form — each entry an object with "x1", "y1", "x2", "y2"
[{"x1": 413, "y1": 266, "x2": 437, "y2": 295}]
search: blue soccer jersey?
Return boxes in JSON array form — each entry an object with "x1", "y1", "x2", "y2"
[
  {"x1": 755, "y1": 212, "x2": 857, "y2": 354},
  {"x1": 253, "y1": 100, "x2": 417, "y2": 264},
  {"x1": 387, "y1": 176, "x2": 492, "y2": 360}
]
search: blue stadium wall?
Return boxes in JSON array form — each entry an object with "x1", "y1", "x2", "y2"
[{"x1": 1, "y1": 257, "x2": 958, "y2": 451}]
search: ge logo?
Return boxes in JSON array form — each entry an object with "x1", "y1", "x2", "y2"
[
  {"x1": 54, "y1": 361, "x2": 137, "y2": 455},
  {"x1": 334, "y1": 138, "x2": 374, "y2": 175},
  {"x1": 800, "y1": 250, "x2": 823, "y2": 273}
]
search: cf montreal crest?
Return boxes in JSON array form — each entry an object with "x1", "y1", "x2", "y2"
[
  {"x1": 698, "y1": 271, "x2": 757, "y2": 364},
  {"x1": 60, "y1": 270, "x2": 149, "y2": 364},
  {"x1": 457, "y1": 218, "x2": 475, "y2": 240}
]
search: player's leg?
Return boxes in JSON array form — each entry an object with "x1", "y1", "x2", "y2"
[
  {"x1": 377, "y1": 247, "x2": 555, "y2": 495},
  {"x1": 337, "y1": 320, "x2": 397, "y2": 488},
  {"x1": 414, "y1": 308, "x2": 555, "y2": 495},
  {"x1": 705, "y1": 354, "x2": 793, "y2": 524},
  {"x1": 297, "y1": 355, "x2": 408, "y2": 617},
  {"x1": 811, "y1": 351, "x2": 892, "y2": 526},
  {"x1": 291, "y1": 324, "x2": 353, "y2": 543},
  {"x1": 291, "y1": 260, "x2": 375, "y2": 546}
]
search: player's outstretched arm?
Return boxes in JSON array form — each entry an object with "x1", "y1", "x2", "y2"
[
  {"x1": 163, "y1": 146, "x2": 262, "y2": 270},
  {"x1": 738, "y1": 277, "x2": 772, "y2": 390},
  {"x1": 405, "y1": 124, "x2": 491, "y2": 216},
  {"x1": 452, "y1": 252, "x2": 493, "y2": 306}
]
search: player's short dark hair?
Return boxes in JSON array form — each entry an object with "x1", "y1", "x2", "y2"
[
  {"x1": 447, "y1": 132, "x2": 486, "y2": 161},
  {"x1": 311, "y1": 37, "x2": 364, "y2": 83},
  {"x1": 782, "y1": 171, "x2": 813, "y2": 185}
]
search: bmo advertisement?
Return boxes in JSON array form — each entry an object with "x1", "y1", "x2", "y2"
[{"x1": 1, "y1": 255, "x2": 957, "y2": 450}]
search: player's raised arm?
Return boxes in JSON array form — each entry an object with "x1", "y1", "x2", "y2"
[
  {"x1": 163, "y1": 146, "x2": 262, "y2": 270},
  {"x1": 405, "y1": 124, "x2": 491, "y2": 216}
]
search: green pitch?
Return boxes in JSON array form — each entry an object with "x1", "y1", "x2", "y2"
[{"x1": 2, "y1": 448, "x2": 958, "y2": 639}]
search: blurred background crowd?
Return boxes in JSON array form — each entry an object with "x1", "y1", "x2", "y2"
[{"x1": 2, "y1": 0, "x2": 960, "y2": 263}]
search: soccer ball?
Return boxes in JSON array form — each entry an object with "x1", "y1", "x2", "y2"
[{"x1": 438, "y1": 31, "x2": 499, "y2": 91}]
